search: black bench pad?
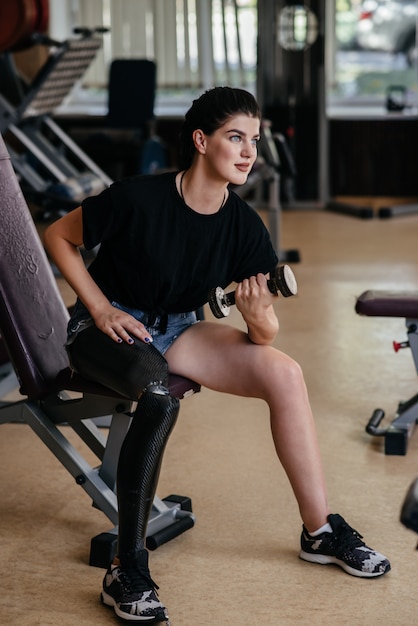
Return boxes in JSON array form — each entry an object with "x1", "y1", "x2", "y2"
[{"x1": 356, "y1": 290, "x2": 418, "y2": 318}]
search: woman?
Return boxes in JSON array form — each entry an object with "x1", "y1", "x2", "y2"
[{"x1": 44, "y1": 87, "x2": 390, "y2": 624}]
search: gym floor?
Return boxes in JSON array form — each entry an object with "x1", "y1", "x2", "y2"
[{"x1": 2, "y1": 206, "x2": 418, "y2": 625}]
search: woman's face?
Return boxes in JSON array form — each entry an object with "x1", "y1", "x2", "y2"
[{"x1": 196, "y1": 114, "x2": 261, "y2": 186}]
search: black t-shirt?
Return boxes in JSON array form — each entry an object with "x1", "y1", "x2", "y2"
[{"x1": 82, "y1": 171, "x2": 278, "y2": 313}]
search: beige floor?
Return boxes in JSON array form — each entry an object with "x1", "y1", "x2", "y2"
[{"x1": 2, "y1": 207, "x2": 418, "y2": 626}]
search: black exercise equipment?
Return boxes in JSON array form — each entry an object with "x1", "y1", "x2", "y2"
[
  {"x1": 75, "y1": 58, "x2": 158, "y2": 181},
  {"x1": 399, "y1": 474, "x2": 418, "y2": 560},
  {"x1": 401, "y1": 476, "x2": 418, "y2": 535},
  {"x1": 0, "y1": 133, "x2": 200, "y2": 567},
  {"x1": 208, "y1": 264, "x2": 298, "y2": 319},
  {"x1": 107, "y1": 59, "x2": 156, "y2": 130},
  {"x1": 355, "y1": 289, "x2": 418, "y2": 455}
]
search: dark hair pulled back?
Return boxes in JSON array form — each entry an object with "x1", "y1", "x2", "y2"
[{"x1": 178, "y1": 86, "x2": 261, "y2": 170}]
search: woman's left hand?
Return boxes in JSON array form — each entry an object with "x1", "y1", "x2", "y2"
[
  {"x1": 235, "y1": 273, "x2": 272, "y2": 314},
  {"x1": 235, "y1": 273, "x2": 279, "y2": 344}
]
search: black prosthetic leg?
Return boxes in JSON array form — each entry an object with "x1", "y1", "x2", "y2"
[
  {"x1": 68, "y1": 324, "x2": 192, "y2": 567},
  {"x1": 117, "y1": 383, "x2": 180, "y2": 559}
]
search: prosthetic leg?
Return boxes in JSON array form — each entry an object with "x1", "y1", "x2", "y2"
[
  {"x1": 117, "y1": 385, "x2": 179, "y2": 558},
  {"x1": 66, "y1": 325, "x2": 188, "y2": 563}
]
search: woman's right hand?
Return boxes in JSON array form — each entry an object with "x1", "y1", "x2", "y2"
[{"x1": 93, "y1": 303, "x2": 153, "y2": 345}]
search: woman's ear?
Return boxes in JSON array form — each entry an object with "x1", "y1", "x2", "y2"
[{"x1": 192, "y1": 129, "x2": 206, "y2": 154}]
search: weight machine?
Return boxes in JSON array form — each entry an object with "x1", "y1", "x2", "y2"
[{"x1": 0, "y1": 28, "x2": 112, "y2": 218}]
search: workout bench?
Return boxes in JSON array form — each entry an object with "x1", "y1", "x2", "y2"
[
  {"x1": 355, "y1": 289, "x2": 418, "y2": 455},
  {"x1": 0, "y1": 133, "x2": 200, "y2": 566}
]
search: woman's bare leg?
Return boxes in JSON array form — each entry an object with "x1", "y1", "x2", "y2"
[{"x1": 165, "y1": 321, "x2": 329, "y2": 532}]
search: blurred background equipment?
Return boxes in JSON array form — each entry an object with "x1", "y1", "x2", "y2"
[{"x1": 0, "y1": 0, "x2": 112, "y2": 219}]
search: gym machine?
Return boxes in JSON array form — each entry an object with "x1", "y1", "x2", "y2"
[
  {"x1": 355, "y1": 289, "x2": 418, "y2": 455},
  {"x1": 0, "y1": 1, "x2": 112, "y2": 218}
]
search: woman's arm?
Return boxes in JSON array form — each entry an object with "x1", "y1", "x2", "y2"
[
  {"x1": 234, "y1": 273, "x2": 279, "y2": 345},
  {"x1": 43, "y1": 207, "x2": 152, "y2": 344},
  {"x1": 44, "y1": 207, "x2": 108, "y2": 315}
]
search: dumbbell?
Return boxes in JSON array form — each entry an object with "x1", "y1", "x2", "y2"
[{"x1": 208, "y1": 264, "x2": 297, "y2": 319}]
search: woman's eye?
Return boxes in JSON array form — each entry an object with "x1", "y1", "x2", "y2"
[
  {"x1": 230, "y1": 135, "x2": 241, "y2": 142},
  {"x1": 251, "y1": 137, "x2": 260, "y2": 146}
]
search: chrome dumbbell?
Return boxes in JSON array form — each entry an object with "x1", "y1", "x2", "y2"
[{"x1": 208, "y1": 264, "x2": 297, "y2": 318}]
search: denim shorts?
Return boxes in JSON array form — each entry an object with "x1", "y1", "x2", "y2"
[{"x1": 66, "y1": 299, "x2": 199, "y2": 355}]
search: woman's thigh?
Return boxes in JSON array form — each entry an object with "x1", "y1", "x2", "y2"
[{"x1": 165, "y1": 320, "x2": 296, "y2": 399}]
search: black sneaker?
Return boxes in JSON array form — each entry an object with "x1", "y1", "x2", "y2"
[
  {"x1": 299, "y1": 513, "x2": 391, "y2": 578},
  {"x1": 101, "y1": 549, "x2": 169, "y2": 622}
]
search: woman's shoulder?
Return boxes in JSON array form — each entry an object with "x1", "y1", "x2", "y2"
[
  {"x1": 227, "y1": 187, "x2": 266, "y2": 222},
  {"x1": 101, "y1": 171, "x2": 178, "y2": 223}
]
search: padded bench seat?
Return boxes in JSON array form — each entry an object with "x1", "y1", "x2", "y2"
[{"x1": 355, "y1": 290, "x2": 418, "y2": 318}]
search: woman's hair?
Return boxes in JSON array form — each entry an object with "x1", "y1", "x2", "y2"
[{"x1": 178, "y1": 86, "x2": 261, "y2": 170}]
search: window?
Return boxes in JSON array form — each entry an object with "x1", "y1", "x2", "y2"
[
  {"x1": 329, "y1": 0, "x2": 418, "y2": 106},
  {"x1": 49, "y1": 0, "x2": 257, "y2": 112}
]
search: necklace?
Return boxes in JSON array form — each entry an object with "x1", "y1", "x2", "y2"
[{"x1": 179, "y1": 170, "x2": 227, "y2": 212}]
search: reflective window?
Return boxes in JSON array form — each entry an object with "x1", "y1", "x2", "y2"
[
  {"x1": 49, "y1": 0, "x2": 257, "y2": 108},
  {"x1": 330, "y1": 0, "x2": 418, "y2": 105}
]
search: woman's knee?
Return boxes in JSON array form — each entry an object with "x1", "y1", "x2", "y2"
[{"x1": 260, "y1": 348, "x2": 306, "y2": 395}]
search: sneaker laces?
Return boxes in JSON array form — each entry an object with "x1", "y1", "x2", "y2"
[
  {"x1": 120, "y1": 554, "x2": 159, "y2": 593},
  {"x1": 330, "y1": 515, "x2": 366, "y2": 553},
  {"x1": 120, "y1": 563, "x2": 159, "y2": 594}
]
